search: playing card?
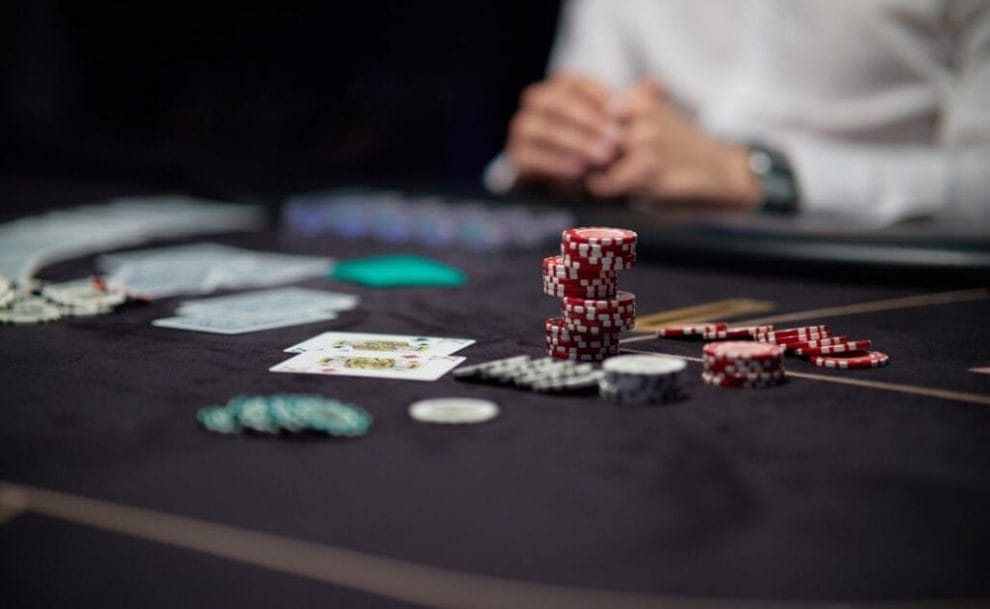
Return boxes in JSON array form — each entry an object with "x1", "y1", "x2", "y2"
[
  {"x1": 99, "y1": 242, "x2": 333, "y2": 299},
  {"x1": 0, "y1": 198, "x2": 263, "y2": 282},
  {"x1": 177, "y1": 287, "x2": 359, "y2": 319},
  {"x1": 108, "y1": 259, "x2": 224, "y2": 298},
  {"x1": 269, "y1": 350, "x2": 466, "y2": 381},
  {"x1": 98, "y1": 243, "x2": 249, "y2": 271},
  {"x1": 283, "y1": 331, "x2": 474, "y2": 357},
  {"x1": 152, "y1": 310, "x2": 338, "y2": 334}
]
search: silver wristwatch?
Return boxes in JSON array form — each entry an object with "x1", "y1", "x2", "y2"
[{"x1": 748, "y1": 144, "x2": 799, "y2": 214}]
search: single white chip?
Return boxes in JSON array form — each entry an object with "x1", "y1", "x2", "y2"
[
  {"x1": 408, "y1": 398, "x2": 500, "y2": 425},
  {"x1": 603, "y1": 354, "x2": 686, "y2": 376},
  {"x1": 0, "y1": 275, "x2": 13, "y2": 308}
]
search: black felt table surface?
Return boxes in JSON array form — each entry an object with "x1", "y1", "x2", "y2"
[{"x1": 1, "y1": 228, "x2": 989, "y2": 608}]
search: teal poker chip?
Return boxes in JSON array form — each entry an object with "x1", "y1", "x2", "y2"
[
  {"x1": 265, "y1": 395, "x2": 310, "y2": 432},
  {"x1": 230, "y1": 397, "x2": 281, "y2": 434},
  {"x1": 285, "y1": 395, "x2": 372, "y2": 437},
  {"x1": 196, "y1": 406, "x2": 242, "y2": 434}
]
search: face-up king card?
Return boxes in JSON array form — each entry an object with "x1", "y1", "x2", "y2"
[
  {"x1": 269, "y1": 350, "x2": 466, "y2": 381},
  {"x1": 283, "y1": 331, "x2": 474, "y2": 357}
]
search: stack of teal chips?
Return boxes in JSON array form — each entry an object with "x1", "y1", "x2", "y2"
[{"x1": 197, "y1": 394, "x2": 372, "y2": 437}]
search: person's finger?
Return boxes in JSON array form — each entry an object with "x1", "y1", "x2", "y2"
[
  {"x1": 632, "y1": 78, "x2": 663, "y2": 100},
  {"x1": 585, "y1": 152, "x2": 658, "y2": 198},
  {"x1": 556, "y1": 72, "x2": 611, "y2": 111},
  {"x1": 521, "y1": 79, "x2": 613, "y2": 140},
  {"x1": 508, "y1": 140, "x2": 585, "y2": 182},
  {"x1": 510, "y1": 111, "x2": 614, "y2": 166},
  {"x1": 614, "y1": 82, "x2": 663, "y2": 123},
  {"x1": 622, "y1": 116, "x2": 663, "y2": 150}
]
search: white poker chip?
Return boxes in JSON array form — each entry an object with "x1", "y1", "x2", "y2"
[
  {"x1": 602, "y1": 354, "x2": 687, "y2": 376},
  {"x1": 0, "y1": 296, "x2": 63, "y2": 324},
  {"x1": 453, "y1": 355, "x2": 532, "y2": 381},
  {"x1": 0, "y1": 276, "x2": 13, "y2": 309},
  {"x1": 599, "y1": 355, "x2": 686, "y2": 406},
  {"x1": 408, "y1": 398, "x2": 500, "y2": 424}
]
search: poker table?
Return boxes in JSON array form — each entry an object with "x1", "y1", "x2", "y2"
[{"x1": 2, "y1": 185, "x2": 990, "y2": 609}]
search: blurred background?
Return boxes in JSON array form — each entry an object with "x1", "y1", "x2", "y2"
[{"x1": 1, "y1": 2, "x2": 562, "y2": 204}]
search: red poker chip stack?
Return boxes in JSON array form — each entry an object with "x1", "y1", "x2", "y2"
[
  {"x1": 543, "y1": 227, "x2": 638, "y2": 361},
  {"x1": 702, "y1": 341, "x2": 785, "y2": 388}
]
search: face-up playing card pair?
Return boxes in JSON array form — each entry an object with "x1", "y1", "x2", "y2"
[
  {"x1": 270, "y1": 332, "x2": 475, "y2": 381},
  {"x1": 150, "y1": 286, "x2": 473, "y2": 380}
]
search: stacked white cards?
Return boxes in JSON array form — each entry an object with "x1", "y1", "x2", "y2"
[{"x1": 99, "y1": 243, "x2": 332, "y2": 300}]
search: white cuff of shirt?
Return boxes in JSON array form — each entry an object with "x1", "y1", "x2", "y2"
[
  {"x1": 483, "y1": 153, "x2": 519, "y2": 195},
  {"x1": 784, "y1": 138, "x2": 948, "y2": 223}
]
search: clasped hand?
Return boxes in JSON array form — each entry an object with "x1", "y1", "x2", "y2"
[{"x1": 507, "y1": 73, "x2": 761, "y2": 208}]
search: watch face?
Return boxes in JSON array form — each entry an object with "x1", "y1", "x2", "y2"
[
  {"x1": 749, "y1": 149, "x2": 773, "y2": 175},
  {"x1": 749, "y1": 145, "x2": 798, "y2": 213}
]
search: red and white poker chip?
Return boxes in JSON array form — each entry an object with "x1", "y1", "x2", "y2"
[
  {"x1": 794, "y1": 339, "x2": 872, "y2": 356},
  {"x1": 560, "y1": 252, "x2": 635, "y2": 271},
  {"x1": 807, "y1": 350, "x2": 889, "y2": 369},
  {"x1": 547, "y1": 335, "x2": 615, "y2": 350},
  {"x1": 542, "y1": 255, "x2": 617, "y2": 280},
  {"x1": 703, "y1": 341, "x2": 784, "y2": 361},
  {"x1": 561, "y1": 240, "x2": 635, "y2": 258},
  {"x1": 563, "y1": 317, "x2": 631, "y2": 334},
  {"x1": 781, "y1": 336, "x2": 847, "y2": 351},
  {"x1": 564, "y1": 312, "x2": 635, "y2": 325},
  {"x1": 561, "y1": 227, "x2": 638, "y2": 247},
  {"x1": 543, "y1": 282, "x2": 616, "y2": 299},
  {"x1": 703, "y1": 356, "x2": 782, "y2": 374},
  {"x1": 702, "y1": 325, "x2": 773, "y2": 340},
  {"x1": 544, "y1": 274, "x2": 617, "y2": 288},
  {"x1": 561, "y1": 291, "x2": 634, "y2": 311},
  {"x1": 563, "y1": 303, "x2": 636, "y2": 317},
  {"x1": 656, "y1": 322, "x2": 728, "y2": 337},
  {"x1": 702, "y1": 370, "x2": 785, "y2": 388},
  {"x1": 548, "y1": 349, "x2": 612, "y2": 362},
  {"x1": 754, "y1": 326, "x2": 830, "y2": 342}
]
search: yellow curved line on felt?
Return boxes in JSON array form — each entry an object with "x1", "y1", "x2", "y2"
[{"x1": 0, "y1": 482, "x2": 983, "y2": 609}]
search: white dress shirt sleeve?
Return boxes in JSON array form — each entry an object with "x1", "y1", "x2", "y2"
[
  {"x1": 545, "y1": 0, "x2": 634, "y2": 87},
  {"x1": 784, "y1": 3, "x2": 990, "y2": 221}
]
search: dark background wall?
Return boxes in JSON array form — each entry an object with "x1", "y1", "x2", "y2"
[{"x1": 1, "y1": 2, "x2": 562, "y2": 198}]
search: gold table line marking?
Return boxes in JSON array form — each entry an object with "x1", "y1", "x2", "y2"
[
  {"x1": 0, "y1": 481, "x2": 983, "y2": 609},
  {"x1": 735, "y1": 287, "x2": 989, "y2": 326},
  {"x1": 635, "y1": 298, "x2": 775, "y2": 331},
  {"x1": 619, "y1": 347, "x2": 990, "y2": 407}
]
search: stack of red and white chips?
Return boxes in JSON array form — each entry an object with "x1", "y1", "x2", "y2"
[
  {"x1": 702, "y1": 341, "x2": 785, "y2": 388},
  {"x1": 543, "y1": 227, "x2": 637, "y2": 362}
]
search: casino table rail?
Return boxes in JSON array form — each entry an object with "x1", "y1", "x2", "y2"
[{"x1": 537, "y1": 198, "x2": 990, "y2": 284}]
